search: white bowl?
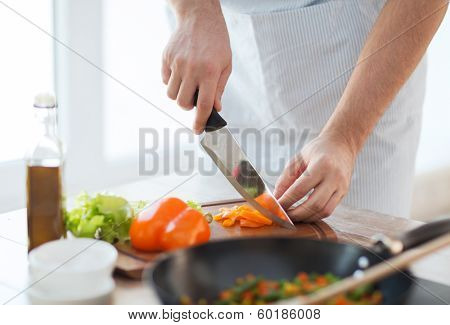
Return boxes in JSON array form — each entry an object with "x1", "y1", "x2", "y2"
[
  {"x1": 28, "y1": 277, "x2": 115, "y2": 305},
  {"x1": 28, "y1": 238, "x2": 117, "y2": 303}
]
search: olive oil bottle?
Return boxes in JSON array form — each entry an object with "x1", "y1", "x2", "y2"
[{"x1": 26, "y1": 93, "x2": 65, "y2": 252}]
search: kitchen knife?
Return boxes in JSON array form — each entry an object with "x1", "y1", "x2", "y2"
[{"x1": 194, "y1": 93, "x2": 295, "y2": 229}]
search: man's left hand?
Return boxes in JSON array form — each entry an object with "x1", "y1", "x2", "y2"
[{"x1": 273, "y1": 133, "x2": 356, "y2": 222}]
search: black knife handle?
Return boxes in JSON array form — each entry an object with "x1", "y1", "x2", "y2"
[{"x1": 193, "y1": 90, "x2": 227, "y2": 133}]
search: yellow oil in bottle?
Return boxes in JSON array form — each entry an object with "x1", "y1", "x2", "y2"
[{"x1": 26, "y1": 165, "x2": 65, "y2": 251}]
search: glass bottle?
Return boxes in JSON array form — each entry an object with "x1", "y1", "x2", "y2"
[{"x1": 25, "y1": 92, "x2": 65, "y2": 252}]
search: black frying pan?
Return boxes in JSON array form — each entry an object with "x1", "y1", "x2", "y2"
[{"x1": 148, "y1": 218, "x2": 450, "y2": 304}]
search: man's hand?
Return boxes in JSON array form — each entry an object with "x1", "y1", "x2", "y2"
[
  {"x1": 163, "y1": 0, "x2": 232, "y2": 134},
  {"x1": 274, "y1": 133, "x2": 356, "y2": 222}
]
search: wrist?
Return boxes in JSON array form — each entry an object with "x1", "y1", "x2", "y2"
[
  {"x1": 169, "y1": 0, "x2": 221, "y2": 20},
  {"x1": 319, "y1": 126, "x2": 360, "y2": 159}
]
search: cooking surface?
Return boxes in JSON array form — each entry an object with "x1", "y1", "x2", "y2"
[
  {"x1": 112, "y1": 198, "x2": 450, "y2": 305},
  {"x1": 105, "y1": 197, "x2": 450, "y2": 304},
  {"x1": 113, "y1": 199, "x2": 431, "y2": 278},
  {"x1": 405, "y1": 278, "x2": 450, "y2": 305},
  {"x1": 1, "y1": 176, "x2": 449, "y2": 304}
]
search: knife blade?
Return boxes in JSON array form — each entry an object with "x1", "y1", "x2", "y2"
[{"x1": 195, "y1": 96, "x2": 295, "y2": 229}]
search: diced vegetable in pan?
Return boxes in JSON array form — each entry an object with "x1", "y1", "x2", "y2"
[{"x1": 181, "y1": 272, "x2": 382, "y2": 305}]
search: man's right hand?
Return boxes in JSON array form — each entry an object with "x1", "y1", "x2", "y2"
[{"x1": 163, "y1": 0, "x2": 232, "y2": 134}]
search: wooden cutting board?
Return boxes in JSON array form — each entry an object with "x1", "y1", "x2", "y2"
[{"x1": 114, "y1": 199, "x2": 338, "y2": 279}]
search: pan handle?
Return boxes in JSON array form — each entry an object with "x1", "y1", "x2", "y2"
[
  {"x1": 374, "y1": 217, "x2": 450, "y2": 254},
  {"x1": 193, "y1": 90, "x2": 227, "y2": 133},
  {"x1": 398, "y1": 217, "x2": 450, "y2": 251}
]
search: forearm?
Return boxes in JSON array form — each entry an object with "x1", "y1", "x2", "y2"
[{"x1": 322, "y1": 0, "x2": 448, "y2": 155}]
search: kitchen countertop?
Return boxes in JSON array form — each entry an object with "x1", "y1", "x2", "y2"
[{"x1": 1, "y1": 174, "x2": 449, "y2": 304}]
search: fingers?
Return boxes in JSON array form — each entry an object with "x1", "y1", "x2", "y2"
[
  {"x1": 273, "y1": 155, "x2": 306, "y2": 199},
  {"x1": 300, "y1": 191, "x2": 342, "y2": 223},
  {"x1": 320, "y1": 191, "x2": 343, "y2": 218},
  {"x1": 277, "y1": 162, "x2": 321, "y2": 210},
  {"x1": 214, "y1": 65, "x2": 232, "y2": 112},
  {"x1": 177, "y1": 79, "x2": 197, "y2": 110},
  {"x1": 275, "y1": 133, "x2": 354, "y2": 223},
  {"x1": 287, "y1": 182, "x2": 338, "y2": 222},
  {"x1": 161, "y1": 60, "x2": 171, "y2": 85},
  {"x1": 167, "y1": 71, "x2": 182, "y2": 100},
  {"x1": 193, "y1": 80, "x2": 217, "y2": 134},
  {"x1": 164, "y1": 60, "x2": 227, "y2": 133}
]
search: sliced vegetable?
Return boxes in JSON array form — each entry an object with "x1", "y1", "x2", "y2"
[
  {"x1": 255, "y1": 192, "x2": 289, "y2": 221},
  {"x1": 236, "y1": 205, "x2": 272, "y2": 225},
  {"x1": 213, "y1": 204, "x2": 273, "y2": 228}
]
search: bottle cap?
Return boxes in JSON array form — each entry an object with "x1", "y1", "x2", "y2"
[{"x1": 34, "y1": 92, "x2": 56, "y2": 108}]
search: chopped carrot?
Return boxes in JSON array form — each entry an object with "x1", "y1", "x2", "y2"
[
  {"x1": 219, "y1": 290, "x2": 232, "y2": 300},
  {"x1": 316, "y1": 275, "x2": 328, "y2": 286},
  {"x1": 213, "y1": 204, "x2": 273, "y2": 229},
  {"x1": 297, "y1": 272, "x2": 309, "y2": 282},
  {"x1": 335, "y1": 296, "x2": 350, "y2": 305},
  {"x1": 255, "y1": 193, "x2": 286, "y2": 221},
  {"x1": 241, "y1": 291, "x2": 253, "y2": 301},
  {"x1": 239, "y1": 219, "x2": 265, "y2": 228},
  {"x1": 222, "y1": 218, "x2": 235, "y2": 227},
  {"x1": 303, "y1": 282, "x2": 315, "y2": 292},
  {"x1": 257, "y1": 281, "x2": 270, "y2": 296},
  {"x1": 237, "y1": 206, "x2": 272, "y2": 225}
]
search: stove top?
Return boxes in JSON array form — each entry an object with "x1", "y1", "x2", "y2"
[{"x1": 405, "y1": 278, "x2": 450, "y2": 304}]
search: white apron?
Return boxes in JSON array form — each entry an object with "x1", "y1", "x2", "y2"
[{"x1": 219, "y1": 0, "x2": 427, "y2": 218}]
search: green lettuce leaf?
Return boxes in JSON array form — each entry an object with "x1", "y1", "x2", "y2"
[{"x1": 64, "y1": 192, "x2": 134, "y2": 243}]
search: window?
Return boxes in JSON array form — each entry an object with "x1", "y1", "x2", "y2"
[
  {"x1": 0, "y1": 0, "x2": 53, "y2": 212},
  {"x1": 102, "y1": 0, "x2": 191, "y2": 161},
  {"x1": 0, "y1": 0, "x2": 54, "y2": 162}
]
